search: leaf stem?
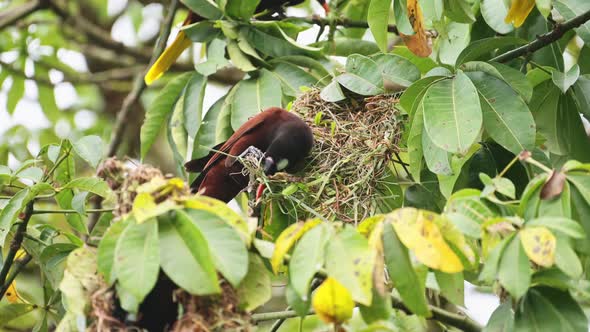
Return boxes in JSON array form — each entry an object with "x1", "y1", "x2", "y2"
[
  {"x1": 42, "y1": 149, "x2": 71, "y2": 182},
  {"x1": 252, "y1": 309, "x2": 315, "y2": 322},
  {"x1": 498, "y1": 155, "x2": 519, "y2": 178}
]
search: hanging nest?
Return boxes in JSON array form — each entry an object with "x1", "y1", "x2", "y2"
[{"x1": 261, "y1": 88, "x2": 407, "y2": 224}]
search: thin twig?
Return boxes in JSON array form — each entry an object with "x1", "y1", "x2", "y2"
[
  {"x1": 492, "y1": 9, "x2": 590, "y2": 63},
  {"x1": 265, "y1": 15, "x2": 399, "y2": 34},
  {"x1": 32, "y1": 208, "x2": 114, "y2": 215},
  {"x1": 0, "y1": 202, "x2": 33, "y2": 300},
  {"x1": 252, "y1": 309, "x2": 316, "y2": 322},
  {"x1": 0, "y1": 0, "x2": 49, "y2": 30}
]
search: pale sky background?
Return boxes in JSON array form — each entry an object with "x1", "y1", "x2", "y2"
[{"x1": 0, "y1": 0, "x2": 513, "y2": 325}]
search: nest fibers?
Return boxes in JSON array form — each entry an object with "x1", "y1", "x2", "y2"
[{"x1": 261, "y1": 89, "x2": 406, "y2": 224}]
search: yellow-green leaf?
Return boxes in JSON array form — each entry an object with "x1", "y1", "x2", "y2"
[
  {"x1": 312, "y1": 277, "x2": 354, "y2": 324},
  {"x1": 520, "y1": 226, "x2": 556, "y2": 267},
  {"x1": 183, "y1": 195, "x2": 250, "y2": 244},
  {"x1": 6, "y1": 281, "x2": 20, "y2": 303},
  {"x1": 505, "y1": 0, "x2": 535, "y2": 27},
  {"x1": 387, "y1": 208, "x2": 463, "y2": 273},
  {"x1": 271, "y1": 219, "x2": 322, "y2": 274},
  {"x1": 132, "y1": 193, "x2": 178, "y2": 224},
  {"x1": 424, "y1": 211, "x2": 477, "y2": 268},
  {"x1": 358, "y1": 214, "x2": 385, "y2": 237}
]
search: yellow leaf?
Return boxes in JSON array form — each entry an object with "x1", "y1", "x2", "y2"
[
  {"x1": 358, "y1": 214, "x2": 385, "y2": 237},
  {"x1": 145, "y1": 31, "x2": 192, "y2": 85},
  {"x1": 505, "y1": 0, "x2": 535, "y2": 27},
  {"x1": 132, "y1": 193, "x2": 178, "y2": 224},
  {"x1": 401, "y1": 0, "x2": 432, "y2": 57},
  {"x1": 15, "y1": 249, "x2": 26, "y2": 260},
  {"x1": 425, "y1": 211, "x2": 476, "y2": 267},
  {"x1": 520, "y1": 226, "x2": 556, "y2": 267},
  {"x1": 6, "y1": 280, "x2": 20, "y2": 303},
  {"x1": 367, "y1": 222, "x2": 387, "y2": 295},
  {"x1": 387, "y1": 208, "x2": 463, "y2": 273},
  {"x1": 312, "y1": 277, "x2": 354, "y2": 324},
  {"x1": 270, "y1": 219, "x2": 322, "y2": 274},
  {"x1": 184, "y1": 195, "x2": 251, "y2": 244}
]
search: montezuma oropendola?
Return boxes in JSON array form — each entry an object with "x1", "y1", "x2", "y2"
[
  {"x1": 144, "y1": 0, "x2": 330, "y2": 85},
  {"x1": 185, "y1": 107, "x2": 313, "y2": 202}
]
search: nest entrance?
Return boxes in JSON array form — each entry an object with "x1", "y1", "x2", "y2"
[{"x1": 263, "y1": 89, "x2": 406, "y2": 223}]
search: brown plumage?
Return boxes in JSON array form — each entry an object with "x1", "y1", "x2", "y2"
[{"x1": 185, "y1": 107, "x2": 313, "y2": 202}]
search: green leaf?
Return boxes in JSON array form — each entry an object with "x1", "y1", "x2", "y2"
[
  {"x1": 286, "y1": 283, "x2": 311, "y2": 317},
  {"x1": 393, "y1": 46, "x2": 438, "y2": 74},
  {"x1": 514, "y1": 287, "x2": 588, "y2": 332},
  {"x1": 195, "y1": 39, "x2": 230, "y2": 76},
  {"x1": 191, "y1": 97, "x2": 225, "y2": 168},
  {"x1": 0, "y1": 184, "x2": 53, "y2": 246},
  {"x1": 554, "y1": 0, "x2": 590, "y2": 45},
  {"x1": 408, "y1": 103, "x2": 425, "y2": 182},
  {"x1": 62, "y1": 177, "x2": 110, "y2": 197},
  {"x1": 455, "y1": 37, "x2": 527, "y2": 65},
  {"x1": 324, "y1": 227, "x2": 375, "y2": 306},
  {"x1": 71, "y1": 191, "x2": 88, "y2": 217},
  {"x1": 479, "y1": 234, "x2": 513, "y2": 283},
  {"x1": 467, "y1": 71, "x2": 536, "y2": 155},
  {"x1": 0, "y1": 303, "x2": 36, "y2": 325},
  {"x1": 573, "y1": 75, "x2": 590, "y2": 121},
  {"x1": 423, "y1": 72, "x2": 482, "y2": 154},
  {"x1": 368, "y1": 0, "x2": 393, "y2": 52},
  {"x1": 186, "y1": 209, "x2": 249, "y2": 287},
  {"x1": 490, "y1": 62, "x2": 533, "y2": 102},
  {"x1": 372, "y1": 53, "x2": 421, "y2": 87},
  {"x1": 16, "y1": 167, "x2": 43, "y2": 183},
  {"x1": 484, "y1": 302, "x2": 514, "y2": 332},
  {"x1": 320, "y1": 79, "x2": 346, "y2": 102},
  {"x1": 59, "y1": 247, "x2": 100, "y2": 315},
  {"x1": 7, "y1": 76, "x2": 24, "y2": 114},
  {"x1": 382, "y1": 223, "x2": 430, "y2": 316},
  {"x1": 289, "y1": 224, "x2": 329, "y2": 300},
  {"x1": 141, "y1": 73, "x2": 193, "y2": 159},
  {"x1": 525, "y1": 216, "x2": 585, "y2": 238},
  {"x1": 97, "y1": 219, "x2": 129, "y2": 285},
  {"x1": 423, "y1": 126, "x2": 452, "y2": 175},
  {"x1": 434, "y1": 271, "x2": 464, "y2": 306},
  {"x1": 225, "y1": 0, "x2": 261, "y2": 20},
  {"x1": 358, "y1": 286, "x2": 393, "y2": 324},
  {"x1": 39, "y1": 243, "x2": 79, "y2": 289},
  {"x1": 480, "y1": 0, "x2": 514, "y2": 34},
  {"x1": 400, "y1": 76, "x2": 446, "y2": 117},
  {"x1": 443, "y1": 0, "x2": 475, "y2": 23},
  {"x1": 243, "y1": 25, "x2": 321, "y2": 58},
  {"x1": 554, "y1": 235, "x2": 582, "y2": 278},
  {"x1": 393, "y1": 0, "x2": 413, "y2": 35},
  {"x1": 270, "y1": 60, "x2": 322, "y2": 97},
  {"x1": 552, "y1": 64, "x2": 580, "y2": 93},
  {"x1": 227, "y1": 39, "x2": 257, "y2": 72},
  {"x1": 498, "y1": 235, "x2": 530, "y2": 299},
  {"x1": 168, "y1": 91, "x2": 189, "y2": 165},
  {"x1": 72, "y1": 135, "x2": 103, "y2": 168},
  {"x1": 237, "y1": 253, "x2": 272, "y2": 311},
  {"x1": 183, "y1": 73, "x2": 207, "y2": 140},
  {"x1": 536, "y1": 0, "x2": 552, "y2": 17},
  {"x1": 158, "y1": 210, "x2": 220, "y2": 295},
  {"x1": 436, "y1": 22, "x2": 471, "y2": 65},
  {"x1": 230, "y1": 69, "x2": 282, "y2": 130},
  {"x1": 315, "y1": 38, "x2": 380, "y2": 57},
  {"x1": 180, "y1": 0, "x2": 222, "y2": 19},
  {"x1": 336, "y1": 54, "x2": 384, "y2": 95},
  {"x1": 114, "y1": 219, "x2": 160, "y2": 304}
]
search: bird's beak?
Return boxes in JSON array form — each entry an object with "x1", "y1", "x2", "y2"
[{"x1": 263, "y1": 157, "x2": 277, "y2": 175}]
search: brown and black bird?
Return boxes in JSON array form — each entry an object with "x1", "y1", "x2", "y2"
[
  {"x1": 185, "y1": 107, "x2": 313, "y2": 202},
  {"x1": 145, "y1": 0, "x2": 330, "y2": 85}
]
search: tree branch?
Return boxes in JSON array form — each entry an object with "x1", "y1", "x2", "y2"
[
  {"x1": 268, "y1": 15, "x2": 399, "y2": 34},
  {"x1": 0, "y1": 0, "x2": 49, "y2": 30},
  {"x1": 32, "y1": 208, "x2": 114, "y2": 215},
  {"x1": 0, "y1": 202, "x2": 34, "y2": 301},
  {"x1": 0, "y1": 254, "x2": 32, "y2": 300},
  {"x1": 492, "y1": 9, "x2": 590, "y2": 63}
]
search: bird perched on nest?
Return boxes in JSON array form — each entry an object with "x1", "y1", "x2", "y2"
[
  {"x1": 185, "y1": 107, "x2": 314, "y2": 202},
  {"x1": 144, "y1": 0, "x2": 330, "y2": 85}
]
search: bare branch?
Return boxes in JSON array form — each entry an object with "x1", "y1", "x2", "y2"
[
  {"x1": 492, "y1": 9, "x2": 590, "y2": 63},
  {"x1": 0, "y1": 0, "x2": 49, "y2": 30}
]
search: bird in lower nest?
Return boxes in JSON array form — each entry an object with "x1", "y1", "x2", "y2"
[{"x1": 184, "y1": 107, "x2": 314, "y2": 202}]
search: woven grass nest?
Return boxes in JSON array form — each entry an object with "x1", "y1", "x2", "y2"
[{"x1": 262, "y1": 88, "x2": 406, "y2": 224}]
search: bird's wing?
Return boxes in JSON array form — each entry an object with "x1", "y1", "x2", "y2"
[
  {"x1": 184, "y1": 141, "x2": 226, "y2": 173},
  {"x1": 186, "y1": 114, "x2": 267, "y2": 174}
]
